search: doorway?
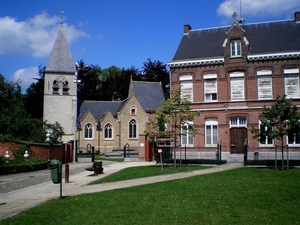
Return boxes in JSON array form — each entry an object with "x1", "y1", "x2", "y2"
[{"x1": 230, "y1": 127, "x2": 247, "y2": 153}]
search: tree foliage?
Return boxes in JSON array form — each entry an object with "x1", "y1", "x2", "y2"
[
  {"x1": 251, "y1": 95, "x2": 300, "y2": 144},
  {"x1": 24, "y1": 65, "x2": 45, "y2": 119},
  {"x1": 0, "y1": 73, "x2": 64, "y2": 143},
  {"x1": 145, "y1": 88, "x2": 200, "y2": 167}
]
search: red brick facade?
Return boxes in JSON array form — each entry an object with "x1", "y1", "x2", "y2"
[{"x1": 169, "y1": 16, "x2": 300, "y2": 160}]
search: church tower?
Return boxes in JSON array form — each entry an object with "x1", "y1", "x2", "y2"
[{"x1": 43, "y1": 22, "x2": 76, "y2": 143}]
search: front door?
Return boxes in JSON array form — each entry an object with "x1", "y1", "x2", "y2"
[{"x1": 230, "y1": 127, "x2": 247, "y2": 153}]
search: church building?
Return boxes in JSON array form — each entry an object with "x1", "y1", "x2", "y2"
[{"x1": 43, "y1": 22, "x2": 165, "y2": 161}]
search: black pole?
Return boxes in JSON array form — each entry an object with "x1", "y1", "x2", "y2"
[
  {"x1": 185, "y1": 145, "x2": 186, "y2": 162},
  {"x1": 123, "y1": 145, "x2": 126, "y2": 158},
  {"x1": 244, "y1": 139, "x2": 248, "y2": 166},
  {"x1": 91, "y1": 146, "x2": 95, "y2": 162}
]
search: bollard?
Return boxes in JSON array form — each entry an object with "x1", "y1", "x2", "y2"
[{"x1": 65, "y1": 163, "x2": 69, "y2": 183}]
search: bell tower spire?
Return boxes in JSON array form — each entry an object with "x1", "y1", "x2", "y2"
[{"x1": 43, "y1": 11, "x2": 76, "y2": 143}]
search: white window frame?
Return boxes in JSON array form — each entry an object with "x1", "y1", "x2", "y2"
[
  {"x1": 229, "y1": 117, "x2": 247, "y2": 128},
  {"x1": 84, "y1": 123, "x2": 93, "y2": 140},
  {"x1": 181, "y1": 121, "x2": 194, "y2": 147},
  {"x1": 180, "y1": 75, "x2": 193, "y2": 102},
  {"x1": 258, "y1": 121, "x2": 274, "y2": 146},
  {"x1": 287, "y1": 119, "x2": 300, "y2": 146},
  {"x1": 230, "y1": 39, "x2": 241, "y2": 57},
  {"x1": 104, "y1": 123, "x2": 113, "y2": 140},
  {"x1": 204, "y1": 74, "x2": 217, "y2": 102},
  {"x1": 257, "y1": 70, "x2": 272, "y2": 99},
  {"x1": 205, "y1": 119, "x2": 218, "y2": 146},
  {"x1": 230, "y1": 73, "x2": 244, "y2": 101},
  {"x1": 129, "y1": 119, "x2": 137, "y2": 139},
  {"x1": 284, "y1": 69, "x2": 300, "y2": 98}
]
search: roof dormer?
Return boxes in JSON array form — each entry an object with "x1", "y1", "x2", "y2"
[{"x1": 223, "y1": 12, "x2": 249, "y2": 60}]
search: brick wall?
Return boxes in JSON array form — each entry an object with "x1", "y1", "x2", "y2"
[{"x1": 0, "y1": 142, "x2": 65, "y2": 162}]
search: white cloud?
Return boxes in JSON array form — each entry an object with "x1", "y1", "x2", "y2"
[
  {"x1": 12, "y1": 67, "x2": 39, "y2": 92},
  {"x1": 217, "y1": 0, "x2": 300, "y2": 20},
  {"x1": 0, "y1": 11, "x2": 89, "y2": 58}
]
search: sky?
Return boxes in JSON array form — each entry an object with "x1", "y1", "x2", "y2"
[{"x1": 1, "y1": 0, "x2": 300, "y2": 92}]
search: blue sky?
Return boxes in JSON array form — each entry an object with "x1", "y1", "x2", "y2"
[{"x1": 1, "y1": 0, "x2": 300, "y2": 92}]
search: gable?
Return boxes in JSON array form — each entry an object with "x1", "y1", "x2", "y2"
[{"x1": 130, "y1": 81, "x2": 165, "y2": 111}]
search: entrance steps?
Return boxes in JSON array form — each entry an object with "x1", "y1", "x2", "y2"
[{"x1": 227, "y1": 154, "x2": 244, "y2": 163}]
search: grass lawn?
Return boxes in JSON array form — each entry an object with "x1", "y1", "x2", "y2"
[
  {"x1": 2, "y1": 168, "x2": 300, "y2": 225},
  {"x1": 89, "y1": 165, "x2": 210, "y2": 185}
]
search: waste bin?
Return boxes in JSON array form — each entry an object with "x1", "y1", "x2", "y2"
[{"x1": 50, "y1": 159, "x2": 62, "y2": 184}]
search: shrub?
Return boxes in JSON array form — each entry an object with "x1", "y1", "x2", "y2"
[{"x1": 0, "y1": 159, "x2": 48, "y2": 175}]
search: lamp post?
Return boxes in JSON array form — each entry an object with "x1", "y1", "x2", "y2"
[{"x1": 73, "y1": 71, "x2": 81, "y2": 163}]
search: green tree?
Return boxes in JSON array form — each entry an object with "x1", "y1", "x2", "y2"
[
  {"x1": 76, "y1": 60, "x2": 102, "y2": 101},
  {"x1": 24, "y1": 65, "x2": 45, "y2": 119},
  {"x1": 44, "y1": 121, "x2": 65, "y2": 144},
  {"x1": 141, "y1": 59, "x2": 170, "y2": 98},
  {"x1": 146, "y1": 88, "x2": 200, "y2": 167},
  {"x1": 251, "y1": 95, "x2": 300, "y2": 168}
]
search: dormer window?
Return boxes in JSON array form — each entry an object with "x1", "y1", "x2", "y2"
[{"x1": 230, "y1": 39, "x2": 241, "y2": 57}]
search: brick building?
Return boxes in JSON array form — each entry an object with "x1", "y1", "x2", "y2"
[{"x1": 168, "y1": 12, "x2": 300, "y2": 161}]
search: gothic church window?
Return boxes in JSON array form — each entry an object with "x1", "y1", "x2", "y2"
[
  {"x1": 104, "y1": 123, "x2": 113, "y2": 139},
  {"x1": 84, "y1": 123, "x2": 93, "y2": 139},
  {"x1": 129, "y1": 119, "x2": 137, "y2": 139}
]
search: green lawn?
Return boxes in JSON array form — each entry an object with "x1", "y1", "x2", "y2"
[
  {"x1": 2, "y1": 168, "x2": 300, "y2": 225},
  {"x1": 89, "y1": 165, "x2": 209, "y2": 184}
]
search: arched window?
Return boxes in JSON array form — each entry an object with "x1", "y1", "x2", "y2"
[
  {"x1": 84, "y1": 123, "x2": 93, "y2": 139},
  {"x1": 130, "y1": 106, "x2": 137, "y2": 115},
  {"x1": 129, "y1": 119, "x2": 137, "y2": 139},
  {"x1": 104, "y1": 123, "x2": 113, "y2": 139}
]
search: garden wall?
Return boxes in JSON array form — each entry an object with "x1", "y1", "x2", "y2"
[{"x1": 0, "y1": 142, "x2": 73, "y2": 163}]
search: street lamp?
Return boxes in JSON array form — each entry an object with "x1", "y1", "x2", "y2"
[{"x1": 73, "y1": 71, "x2": 81, "y2": 163}]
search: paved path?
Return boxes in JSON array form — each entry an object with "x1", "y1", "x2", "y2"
[{"x1": 0, "y1": 162, "x2": 243, "y2": 220}]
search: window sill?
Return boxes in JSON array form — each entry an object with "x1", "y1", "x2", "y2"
[{"x1": 104, "y1": 138, "x2": 114, "y2": 141}]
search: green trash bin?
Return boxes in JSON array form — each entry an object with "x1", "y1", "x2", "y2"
[{"x1": 50, "y1": 160, "x2": 62, "y2": 184}]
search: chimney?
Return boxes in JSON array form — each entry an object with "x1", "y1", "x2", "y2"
[
  {"x1": 184, "y1": 24, "x2": 192, "y2": 34},
  {"x1": 295, "y1": 12, "x2": 300, "y2": 22}
]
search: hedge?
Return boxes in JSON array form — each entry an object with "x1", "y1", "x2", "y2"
[{"x1": 0, "y1": 161, "x2": 48, "y2": 175}]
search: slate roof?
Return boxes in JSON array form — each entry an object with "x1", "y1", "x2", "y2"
[
  {"x1": 172, "y1": 19, "x2": 300, "y2": 61},
  {"x1": 129, "y1": 81, "x2": 165, "y2": 111},
  {"x1": 45, "y1": 26, "x2": 76, "y2": 73},
  {"x1": 77, "y1": 80, "x2": 165, "y2": 123},
  {"x1": 77, "y1": 100, "x2": 125, "y2": 122}
]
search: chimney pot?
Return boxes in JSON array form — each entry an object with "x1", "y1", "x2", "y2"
[
  {"x1": 295, "y1": 12, "x2": 300, "y2": 22},
  {"x1": 184, "y1": 24, "x2": 192, "y2": 34}
]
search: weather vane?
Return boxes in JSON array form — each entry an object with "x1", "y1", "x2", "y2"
[{"x1": 61, "y1": 11, "x2": 64, "y2": 25}]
